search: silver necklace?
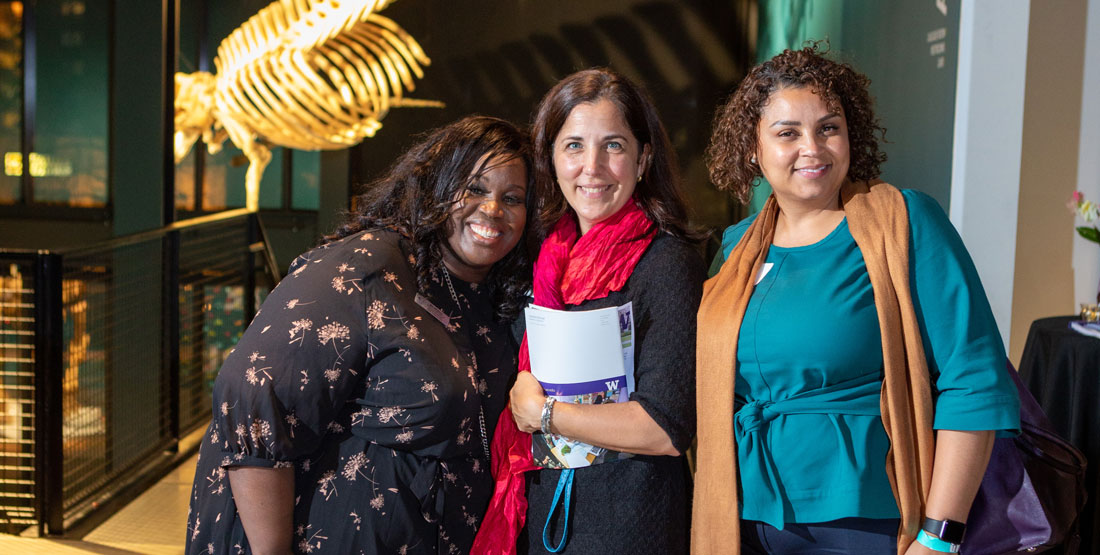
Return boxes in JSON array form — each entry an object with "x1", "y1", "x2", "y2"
[
  {"x1": 441, "y1": 263, "x2": 461, "y2": 308},
  {"x1": 441, "y1": 265, "x2": 491, "y2": 462}
]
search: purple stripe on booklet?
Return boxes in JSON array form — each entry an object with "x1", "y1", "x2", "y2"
[{"x1": 540, "y1": 376, "x2": 629, "y2": 397}]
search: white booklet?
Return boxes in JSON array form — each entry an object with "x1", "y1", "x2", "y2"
[{"x1": 524, "y1": 302, "x2": 635, "y2": 469}]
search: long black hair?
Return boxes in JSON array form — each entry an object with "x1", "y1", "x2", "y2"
[{"x1": 326, "y1": 116, "x2": 535, "y2": 321}]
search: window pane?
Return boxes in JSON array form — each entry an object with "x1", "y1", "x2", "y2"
[
  {"x1": 291, "y1": 150, "x2": 319, "y2": 211},
  {"x1": 201, "y1": 145, "x2": 240, "y2": 211},
  {"x1": 202, "y1": 145, "x2": 283, "y2": 211},
  {"x1": 174, "y1": 0, "x2": 202, "y2": 211},
  {"x1": 0, "y1": 1, "x2": 22, "y2": 204},
  {"x1": 34, "y1": 0, "x2": 108, "y2": 207},
  {"x1": 258, "y1": 148, "x2": 283, "y2": 210},
  {"x1": 175, "y1": 147, "x2": 196, "y2": 211},
  {"x1": 178, "y1": 0, "x2": 201, "y2": 74}
]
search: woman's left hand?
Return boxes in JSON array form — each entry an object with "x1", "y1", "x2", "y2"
[{"x1": 510, "y1": 372, "x2": 546, "y2": 433}]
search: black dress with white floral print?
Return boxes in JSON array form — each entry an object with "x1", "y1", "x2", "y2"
[{"x1": 185, "y1": 229, "x2": 518, "y2": 554}]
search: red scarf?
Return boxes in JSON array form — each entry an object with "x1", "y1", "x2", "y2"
[{"x1": 471, "y1": 200, "x2": 655, "y2": 554}]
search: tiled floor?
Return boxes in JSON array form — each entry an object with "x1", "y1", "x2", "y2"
[{"x1": 0, "y1": 453, "x2": 197, "y2": 554}]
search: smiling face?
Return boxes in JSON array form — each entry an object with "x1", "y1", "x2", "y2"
[
  {"x1": 552, "y1": 99, "x2": 650, "y2": 235},
  {"x1": 441, "y1": 154, "x2": 528, "y2": 283},
  {"x1": 756, "y1": 86, "x2": 850, "y2": 211}
]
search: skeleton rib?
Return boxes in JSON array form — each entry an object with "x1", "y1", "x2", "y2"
[{"x1": 174, "y1": 0, "x2": 437, "y2": 211}]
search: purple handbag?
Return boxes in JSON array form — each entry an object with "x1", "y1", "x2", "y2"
[{"x1": 960, "y1": 363, "x2": 1087, "y2": 554}]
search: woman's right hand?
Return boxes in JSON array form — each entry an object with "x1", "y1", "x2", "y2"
[
  {"x1": 511, "y1": 372, "x2": 680, "y2": 455},
  {"x1": 509, "y1": 372, "x2": 547, "y2": 433}
]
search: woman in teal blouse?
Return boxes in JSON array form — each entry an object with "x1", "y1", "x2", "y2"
[{"x1": 692, "y1": 45, "x2": 1019, "y2": 554}]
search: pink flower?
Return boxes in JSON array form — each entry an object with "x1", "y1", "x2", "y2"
[{"x1": 1071, "y1": 192, "x2": 1100, "y2": 224}]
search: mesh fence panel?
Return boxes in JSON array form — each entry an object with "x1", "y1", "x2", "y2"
[
  {"x1": 0, "y1": 212, "x2": 277, "y2": 532},
  {"x1": 0, "y1": 259, "x2": 37, "y2": 533},
  {"x1": 61, "y1": 241, "x2": 170, "y2": 515},
  {"x1": 178, "y1": 219, "x2": 253, "y2": 434}
]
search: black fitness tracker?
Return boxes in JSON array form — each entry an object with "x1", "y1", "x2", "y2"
[{"x1": 922, "y1": 517, "x2": 967, "y2": 544}]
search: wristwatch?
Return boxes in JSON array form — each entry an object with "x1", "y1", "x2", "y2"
[
  {"x1": 540, "y1": 396, "x2": 556, "y2": 435},
  {"x1": 922, "y1": 517, "x2": 966, "y2": 544}
]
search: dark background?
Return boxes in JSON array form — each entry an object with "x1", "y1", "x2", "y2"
[{"x1": 348, "y1": 0, "x2": 756, "y2": 245}]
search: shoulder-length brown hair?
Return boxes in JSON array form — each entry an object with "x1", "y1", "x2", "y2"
[
  {"x1": 530, "y1": 67, "x2": 698, "y2": 241},
  {"x1": 707, "y1": 44, "x2": 887, "y2": 205}
]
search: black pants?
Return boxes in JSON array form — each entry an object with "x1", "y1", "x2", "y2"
[{"x1": 741, "y1": 517, "x2": 899, "y2": 554}]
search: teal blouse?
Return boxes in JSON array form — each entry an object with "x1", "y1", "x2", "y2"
[{"x1": 713, "y1": 189, "x2": 1020, "y2": 528}]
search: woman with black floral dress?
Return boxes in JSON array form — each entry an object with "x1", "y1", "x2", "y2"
[{"x1": 186, "y1": 116, "x2": 536, "y2": 554}]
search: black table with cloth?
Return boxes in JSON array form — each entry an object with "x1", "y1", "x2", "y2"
[{"x1": 1018, "y1": 315, "x2": 1100, "y2": 554}]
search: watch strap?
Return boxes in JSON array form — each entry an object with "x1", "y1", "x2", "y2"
[
  {"x1": 916, "y1": 530, "x2": 960, "y2": 553},
  {"x1": 922, "y1": 517, "x2": 966, "y2": 544}
]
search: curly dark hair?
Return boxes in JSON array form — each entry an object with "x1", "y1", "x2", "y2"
[
  {"x1": 706, "y1": 43, "x2": 887, "y2": 204},
  {"x1": 326, "y1": 116, "x2": 535, "y2": 321},
  {"x1": 530, "y1": 67, "x2": 700, "y2": 241}
]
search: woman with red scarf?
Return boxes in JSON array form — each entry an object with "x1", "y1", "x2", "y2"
[{"x1": 472, "y1": 68, "x2": 704, "y2": 554}]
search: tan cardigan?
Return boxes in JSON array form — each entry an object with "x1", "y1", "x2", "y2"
[{"x1": 692, "y1": 180, "x2": 934, "y2": 554}]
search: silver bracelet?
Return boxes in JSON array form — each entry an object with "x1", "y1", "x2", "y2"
[{"x1": 540, "y1": 396, "x2": 556, "y2": 435}]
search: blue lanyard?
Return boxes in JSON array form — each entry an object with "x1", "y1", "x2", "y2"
[{"x1": 542, "y1": 469, "x2": 575, "y2": 552}]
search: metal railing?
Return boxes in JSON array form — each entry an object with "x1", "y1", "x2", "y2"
[{"x1": 0, "y1": 209, "x2": 279, "y2": 535}]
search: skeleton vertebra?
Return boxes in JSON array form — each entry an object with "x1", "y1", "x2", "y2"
[{"x1": 174, "y1": 0, "x2": 439, "y2": 211}]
